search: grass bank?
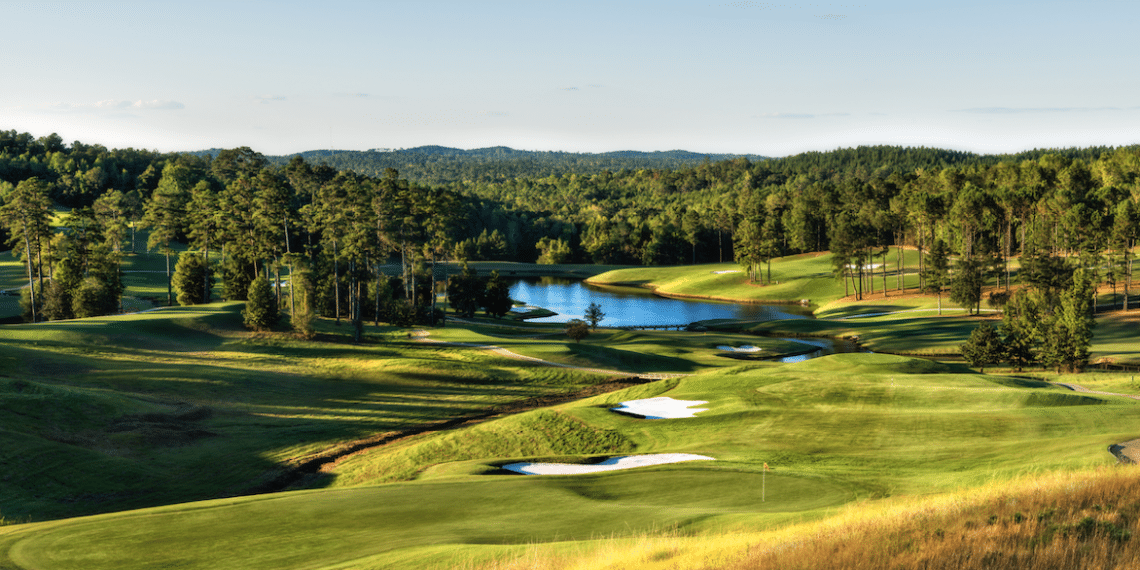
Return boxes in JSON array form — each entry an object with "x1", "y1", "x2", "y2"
[{"x1": 6, "y1": 352, "x2": 1136, "y2": 568}]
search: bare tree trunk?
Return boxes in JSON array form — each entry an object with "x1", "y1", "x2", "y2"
[
  {"x1": 333, "y1": 240, "x2": 341, "y2": 325},
  {"x1": 374, "y1": 262, "x2": 382, "y2": 327},
  {"x1": 1126, "y1": 244, "x2": 1133, "y2": 311},
  {"x1": 22, "y1": 222, "x2": 36, "y2": 322},
  {"x1": 203, "y1": 237, "x2": 211, "y2": 303}
]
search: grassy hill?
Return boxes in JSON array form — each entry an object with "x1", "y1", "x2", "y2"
[
  {"x1": 586, "y1": 249, "x2": 924, "y2": 307},
  {"x1": 3, "y1": 322, "x2": 1138, "y2": 569},
  {"x1": 0, "y1": 303, "x2": 632, "y2": 521},
  {"x1": 3, "y1": 246, "x2": 1140, "y2": 569}
]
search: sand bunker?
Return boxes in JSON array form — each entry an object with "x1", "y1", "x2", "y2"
[
  {"x1": 712, "y1": 270, "x2": 742, "y2": 274},
  {"x1": 717, "y1": 345, "x2": 761, "y2": 353},
  {"x1": 611, "y1": 396, "x2": 708, "y2": 419},
  {"x1": 501, "y1": 453, "x2": 715, "y2": 475}
]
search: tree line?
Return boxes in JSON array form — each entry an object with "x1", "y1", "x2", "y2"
[{"x1": 3, "y1": 129, "x2": 1139, "y2": 356}]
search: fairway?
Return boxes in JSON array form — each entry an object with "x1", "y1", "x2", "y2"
[
  {"x1": 3, "y1": 350, "x2": 1138, "y2": 568},
  {"x1": 2, "y1": 294, "x2": 1140, "y2": 569},
  {"x1": 1, "y1": 468, "x2": 848, "y2": 570}
]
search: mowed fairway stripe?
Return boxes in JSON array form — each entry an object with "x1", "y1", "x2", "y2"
[{"x1": 4, "y1": 469, "x2": 850, "y2": 570}]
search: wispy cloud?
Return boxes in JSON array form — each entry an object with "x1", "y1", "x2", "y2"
[
  {"x1": 334, "y1": 92, "x2": 370, "y2": 98},
  {"x1": 760, "y1": 112, "x2": 850, "y2": 119},
  {"x1": 954, "y1": 106, "x2": 1124, "y2": 114},
  {"x1": 49, "y1": 99, "x2": 185, "y2": 111},
  {"x1": 560, "y1": 86, "x2": 579, "y2": 91},
  {"x1": 478, "y1": 110, "x2": 509, "y2": 117},
  {"x1": 253, "y1": 95, "x2": 287, "y2": 104}
]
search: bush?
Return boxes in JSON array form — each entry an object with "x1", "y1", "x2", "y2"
[
  {"x1": 172, "y1": 252, "x2": 214, "y2": 306},
  {"x1": 72, "y1": 277, "x2": 119, "y2": 318},
  {"x1": 290, "y1": 266, "x2": 315, "y2": 338},
  {"x1": 243, "y1": 276, "x2": 279, "y2": 331},
  {"x1": 565, "y1": 319, "x2": 590, "y2": 343}
]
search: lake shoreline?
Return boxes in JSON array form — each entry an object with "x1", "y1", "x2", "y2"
[{"x1": 583, "y1": 279, "x2": 812, "y2": 307}]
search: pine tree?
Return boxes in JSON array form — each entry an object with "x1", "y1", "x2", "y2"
[
  {"x1": 243, "y1": 276, "x2": 279, "y2": 331},
  {"x1": 172, "y1": 252, "x2": 214, "y2": 306},
  {"x1": 961, "y1": 322, "x2": 1005, "y2": 373},
  {"x1": 447, "y1": 262, "x2": 484, "y2": 318},
  {"x1": 483, "y1": 270, "x2": 513, "y2": 318},
  {"x1": 921, "y1": 239, "x2": 950, "y2": 315},
  {"x1": 0, "y1": 177, "x2": 53, "y2": 322}
]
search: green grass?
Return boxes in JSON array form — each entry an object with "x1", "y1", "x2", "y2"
[
  {"x1": 7, "y1": 350, "x2": 1135, "y2": 569},
  {"x1": 587, "y1": 248, "x2": 926, "y2": 308},
  {"x1": 0, "y1": 303, "x2": 616, "y2": 521},
  {"x1": 3, "y1": 243, "x2": 1140, "y2": 569},
  {"x1": 424, "y1": 325, "x2": 816, "y2": 373}
]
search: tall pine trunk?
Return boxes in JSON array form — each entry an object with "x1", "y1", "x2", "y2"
[
  {"x1": 165, "y1": 249, "x2": 173, "y2": 306},
  {"x1": 333, "y1": 240, "x2": 341, "y2": 324},
  {"x1": 22, "y1": 221, "x2": 37, "y2": 323}
]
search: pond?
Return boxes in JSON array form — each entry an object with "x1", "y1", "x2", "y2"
[
  {"x1": 508, "y1": 277, "x2": 813, "y2": 327},
  {"x1": 507, "y1": 277, "x2": 864, "y2": 362}
]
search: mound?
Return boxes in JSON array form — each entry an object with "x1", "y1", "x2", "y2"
[{"x1": 784, "y1": 352, "x2": 955, "y2": 375}]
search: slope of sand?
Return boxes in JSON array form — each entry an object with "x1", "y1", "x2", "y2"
[
  {"x1": 501, "y1": 453, "x2": 715, "y2": 475},
  {"x1": 611, "y1": 396, "x2": 709, "y2": 419}
]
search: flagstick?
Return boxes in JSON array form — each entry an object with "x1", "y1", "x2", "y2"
[{"x1": 762, "y1": 462, "x2": 767, "y2": 503}]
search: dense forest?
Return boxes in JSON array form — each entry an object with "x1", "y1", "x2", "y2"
[
  {"x1": 2, "y1": 128, "x2": 1139, "y2": 356},
  {"x1": 240, "y1": 146, "x2": 769, "y2": 186}
]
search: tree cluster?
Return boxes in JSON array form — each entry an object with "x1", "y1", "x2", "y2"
[
  {"x1": 446, "y1": 265, "x2": 512, "y2": 319},
  {"x1": 961, "y1": 269, "x2": 1097, "y2": 373}
]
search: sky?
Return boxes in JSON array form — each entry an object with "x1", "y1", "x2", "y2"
[{"x1": 3, "y1": 0, "x2": 1139, "y2": 157}]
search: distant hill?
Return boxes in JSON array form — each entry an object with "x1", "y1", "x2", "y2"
[{"x1": 196, "y1": 146, "x2": 768, "y2": 186}]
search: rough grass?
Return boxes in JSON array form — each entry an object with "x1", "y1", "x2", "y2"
[
  {"x1": 467, "y1": 467, "x2": 1140, "y2": 570},
  {"x1": 3, "y1": 353, "x2": 1139, "y2": 569},
  {"x1": 0, "y1": 303, "x2": 617, "y2": 521}
]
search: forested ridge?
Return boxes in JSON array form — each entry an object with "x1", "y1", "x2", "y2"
[
  {"x1": 213, "y1": 146, "x2": 769, "y2": 186},
  {"x1": 3, "y1": 128, "x2": 1140, "y2": 362}
]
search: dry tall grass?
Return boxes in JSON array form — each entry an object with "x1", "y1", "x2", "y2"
[{"x1": 470, "y1": 466, "x2": 1140, "y2": 570}]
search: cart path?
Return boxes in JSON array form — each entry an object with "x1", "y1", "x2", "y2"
[
  {"x1": 1052, "y1": 381, "x2": 1140, "y2": 401},
  {"x1": 1052, "y1": 381, "x2": 1140, "y2": 464},
  {"x1": 412, "y1": 329, "x2": 688, "y2": 380}
]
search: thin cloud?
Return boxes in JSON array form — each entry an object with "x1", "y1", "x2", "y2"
[
  {"x1": 253, "y1": 95, "x2": 287, "y2": 104},
  {"x1": 478, "y1": 110, "x2": 509, "y2": 117},
  {"x1": 760, "y1": 112, "x2": 850, "y2": 119},
  {"x1": 49, "y1": 99, "x2": 184, "y2": 111},
  {"x1": 954, "y1": 106, "x2": 1123, "y2": 114},
  {"x1": 560, "y1": 86, "x2": 579, "y2": 91}
]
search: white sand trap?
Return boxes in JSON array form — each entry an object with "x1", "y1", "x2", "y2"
[
  {"x1": 717, "y1": 345, "x2": 761, "y2": 353},
  {"x1": 612, "y1": 396, "x2": 708, "y2": 419},
  {"x1": 502, "y1": 453, "x2": 715, "y2": 475},
  {"x1": 712, "y1": 270, "x2": 742, "y2": 274}
]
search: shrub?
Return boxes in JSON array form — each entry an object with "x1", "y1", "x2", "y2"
[
  {"x1": 172, "y1": 252, "x2": 214, "y2": 306},
  {"x1": 565, "y1": 319, "x2": 590, "y2": 343},
  {"x1": 243, "y1": 276, "x2": 278, "y2": 331}
]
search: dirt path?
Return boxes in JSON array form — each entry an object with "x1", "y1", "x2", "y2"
[
  {"x1": 1052, "y1": 381, "x2": 1140, "y2": 464},
  {"x1": 412, "y1": 329, "x2": 688, "y2": 381}
]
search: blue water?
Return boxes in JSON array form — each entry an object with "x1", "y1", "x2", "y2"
[{"x1": 507, "y1": 277, "x2": 812, "y2": 327}]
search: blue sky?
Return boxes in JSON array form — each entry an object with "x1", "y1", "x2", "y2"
[{"x1": 3, "y1": 0, "x2": 1138, "y2": 156}]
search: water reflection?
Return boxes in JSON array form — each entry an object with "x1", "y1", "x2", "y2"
[
  {"x1": 508, "y1": 277, "x2": 813, "y2": 327},
  {"x1": 776, "y1": 337, "x2": 866, "y2": 363}
]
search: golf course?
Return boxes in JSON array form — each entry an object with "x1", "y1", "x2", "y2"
[{"x1": 1, "y1": 251, "x2": 1139, "y2": 570}]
